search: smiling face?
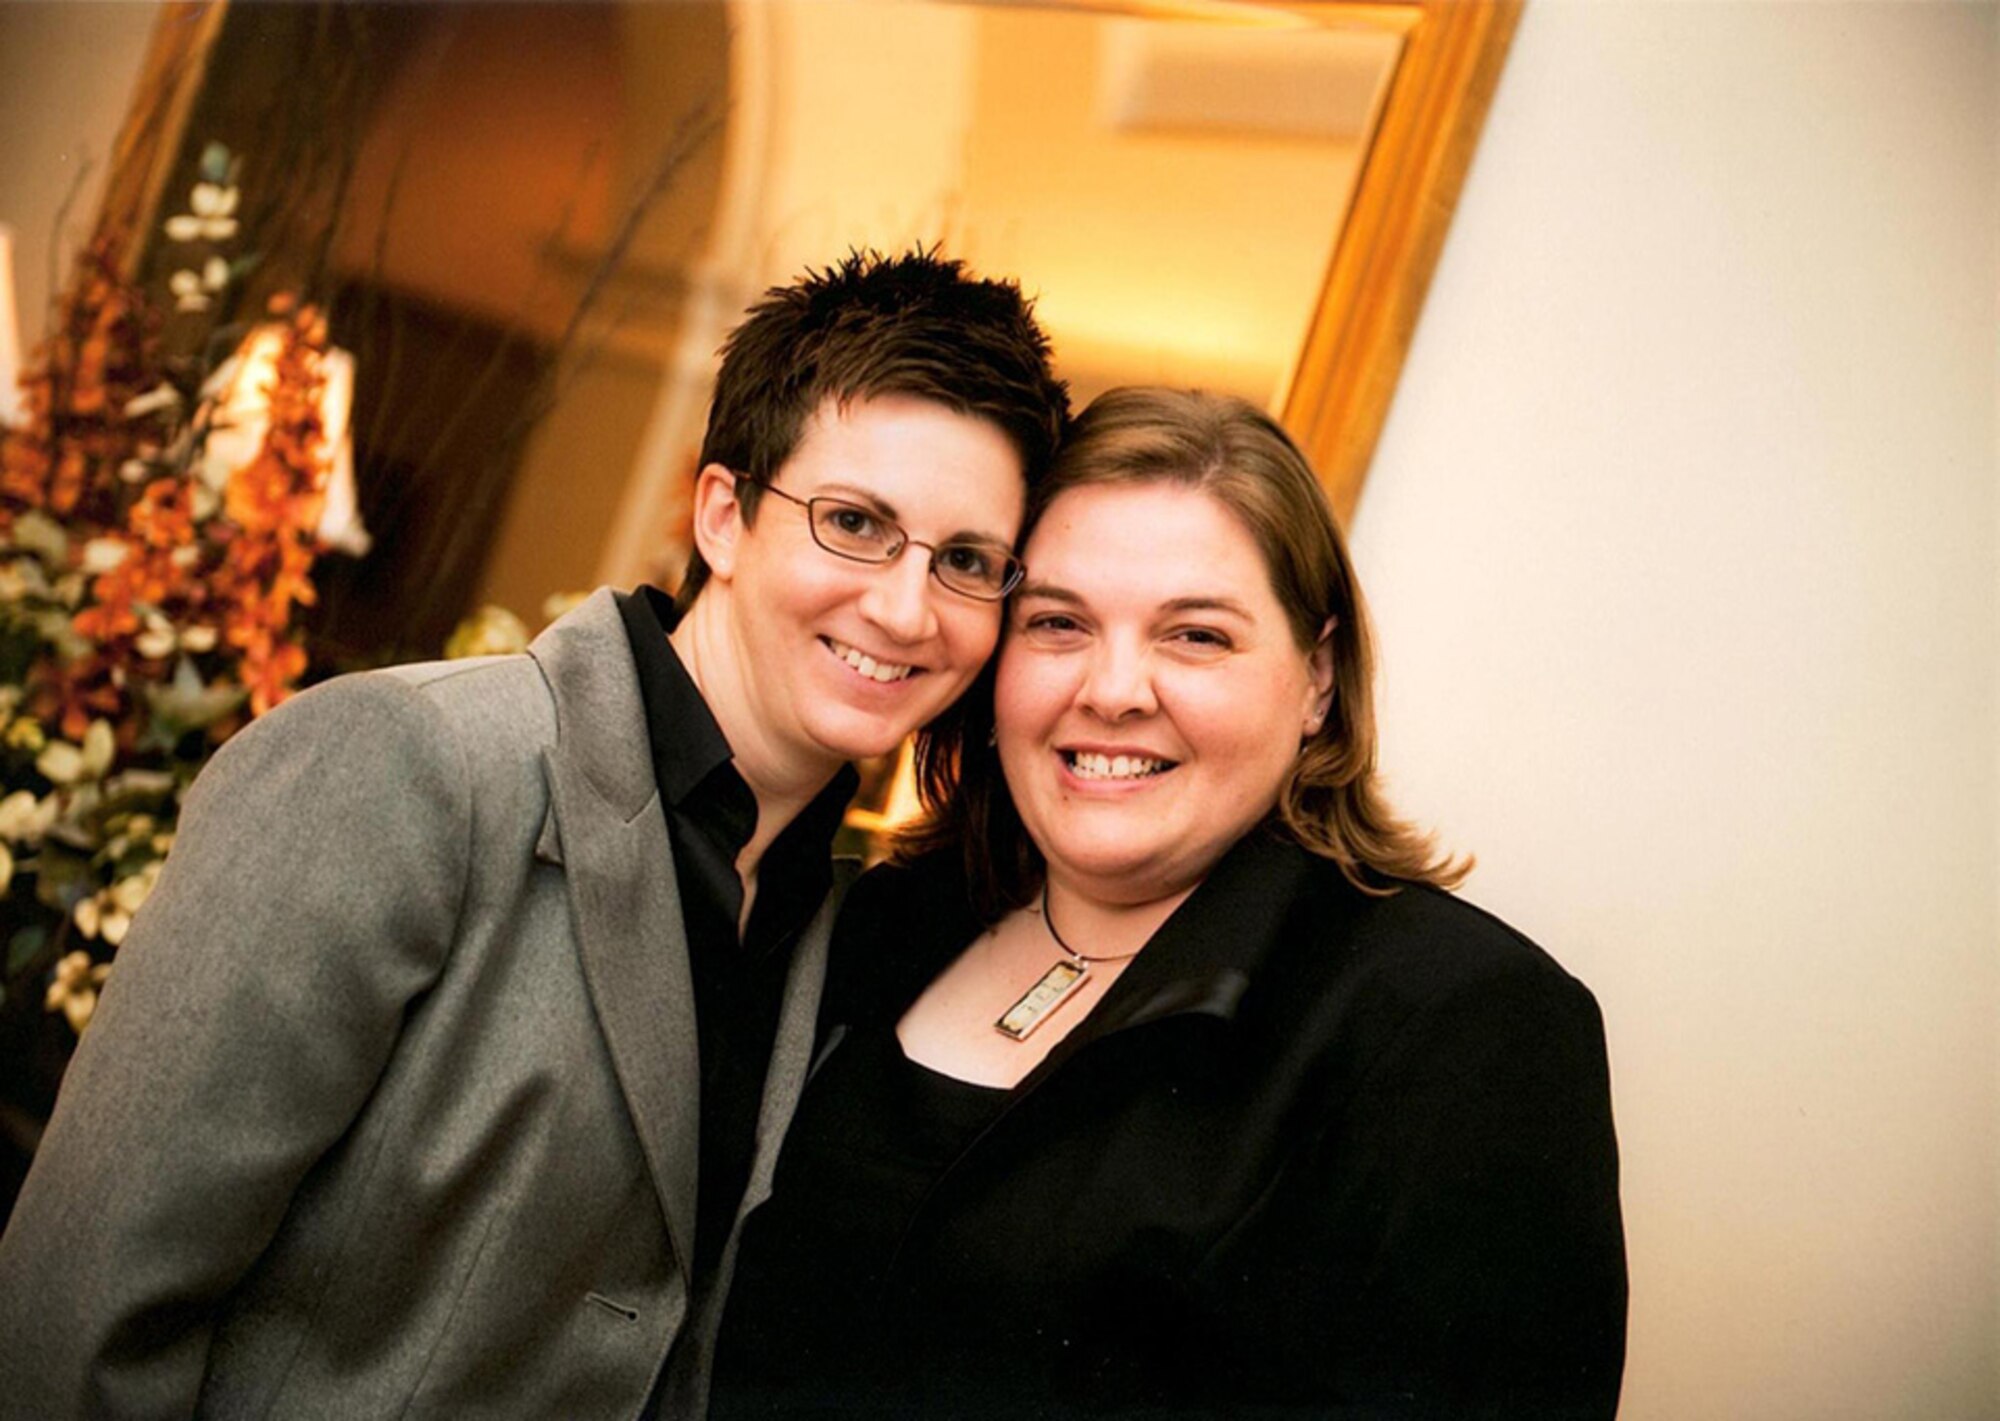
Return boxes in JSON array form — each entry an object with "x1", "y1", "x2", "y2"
[
  {"x1": 995, "y1": 481, "x2": 1333, "y2": 907},
  {"x1": 685, "y1": 393, "x2": 1026, "y2": 790}
]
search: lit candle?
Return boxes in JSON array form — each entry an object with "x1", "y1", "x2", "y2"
[{"x1": 0, "y1": 223, "x2": 24, "y2": 428}]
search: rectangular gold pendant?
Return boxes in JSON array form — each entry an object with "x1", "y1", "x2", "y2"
[{"x1": 994, "y1": 959, "x2": 1089, "y2": 1041}]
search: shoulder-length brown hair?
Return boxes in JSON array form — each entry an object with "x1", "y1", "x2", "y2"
[{"x1": 897, "y1": 386, "x2": 1467, "y2": 921}]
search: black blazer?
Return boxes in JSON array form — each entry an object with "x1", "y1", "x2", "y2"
[{"x1": 783, "y1": 828, "x2": 1627, "y2": 1419}]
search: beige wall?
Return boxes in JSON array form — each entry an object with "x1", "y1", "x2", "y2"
[
  {"x1": 1350, "y1": 3, "x2": 1999, "y2": 1416},
  {"x1": 0, "y1": 3, "x2": 157, "y2": 347}
]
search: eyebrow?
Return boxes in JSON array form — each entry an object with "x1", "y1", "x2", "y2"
[
  {"x1": 1012, "y1": 585, "x2": 1254, "y2": 620},
  {"x1": 1012, "y1": 581, "x2": 1082, "y2": 604},
  {"x1": 1159, "y1": 595, "x2": 1254, "y2": 619},
  {"x1": 812, "y1": 482, "x2": 1013, "y2": 546}
]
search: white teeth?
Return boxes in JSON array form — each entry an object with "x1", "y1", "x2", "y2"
[
  {"x1": 828, "y1": 639, "x2": 914, "y2": 683},
  {"x1": 1068, "y1": 751, "x2": 1170, "y2": 780}
]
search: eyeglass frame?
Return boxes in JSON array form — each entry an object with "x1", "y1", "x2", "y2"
[{"x1": 729, "y1": 471, "x2": 1026, "y2": 601}]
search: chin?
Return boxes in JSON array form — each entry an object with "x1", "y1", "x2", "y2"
[
  {"x1": 804, "y1": 710, "x2": 921, "y2": 765},
  {"x1": 1043, "y1": 838, "x2": 1172, "y2": 891}
]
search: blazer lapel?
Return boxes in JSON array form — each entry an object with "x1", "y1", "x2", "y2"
[
  {"x1": 529, "y1": 590, "x2": 702, "y2": 1276},
  {"x1": 737, "y1": 857, "x2": 858, "y2": 1222},
  {"x1": 982, "y1": 832, "x2": 1335, "y2": 1101}
]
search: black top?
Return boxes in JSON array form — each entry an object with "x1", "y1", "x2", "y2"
[
  {"x1": 615, "y1": 586, "x2": 857, "y2": 1285},
  {"x1": 711, "y1": 830, "x2": 1627, "y2": 1419},
  {"x1": 714, "y1": 1027, "x2": 1004, "y2": 1416}
]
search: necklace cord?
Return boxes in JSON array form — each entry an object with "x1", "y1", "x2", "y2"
[{"x1": 1040, "y1": 883, "x2": 1146, "y2": 966}]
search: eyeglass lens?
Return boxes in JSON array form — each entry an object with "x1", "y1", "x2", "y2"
[{"x1": 806, "y1": 497, "x2": 1018, "y2": 598}]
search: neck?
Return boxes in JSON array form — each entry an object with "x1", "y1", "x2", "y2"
[
  {"x1": 668, "y1": 591, "x2": 837, "y2": 878},
  {"x1": 1041, "y1": 872, "x2": 1196, "y2": 963}
]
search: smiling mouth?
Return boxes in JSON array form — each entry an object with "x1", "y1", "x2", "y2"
[
  {"x1": 1062, "y1": 750, "x2": 1177, "y2": 781},
  {"x1": 823, "y1": 637, "x2": 919, "y2": 684}
]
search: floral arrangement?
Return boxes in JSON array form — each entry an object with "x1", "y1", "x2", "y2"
[{"x1": 0, "y1": 146, "x2": 340, "y2": 1034}]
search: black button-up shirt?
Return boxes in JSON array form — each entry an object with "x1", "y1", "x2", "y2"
[{"x1": 615, "y1": 586, "x2": 857, "y2": 1287}]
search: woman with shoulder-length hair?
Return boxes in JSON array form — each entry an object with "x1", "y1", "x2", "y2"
[{"x1": 712, "y1": 388, "x2": 1627, "y2": 1419}]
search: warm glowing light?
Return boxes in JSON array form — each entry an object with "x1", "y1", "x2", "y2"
[
  {"x1": 843, "y1": 737, "x2": 925, "y2": 841},
  {"x1": 0, "y1": 225, "x2": 24, "y2": 429},
  {"x1": 315, "y1": 347, "x2": 368, "y2": 556},
  {"x1": 202, "y1": 324, "x2": 368, "y2": 554}
]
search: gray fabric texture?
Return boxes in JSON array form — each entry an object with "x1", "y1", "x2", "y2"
[{"x1": 0, "y1": 589, "x2": 848, "y2": 1420}]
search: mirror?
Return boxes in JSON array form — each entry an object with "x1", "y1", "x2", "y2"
[{"x1": 91, "y1": 0, "x2": 1517, "y2": 657}]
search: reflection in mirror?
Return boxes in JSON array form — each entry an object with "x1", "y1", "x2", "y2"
[
  {"x1": 590, "y1": 1, "x2": 1403, "y2": 599},
  {"x1": 80, "y1": 0, "x2": 1516, "y2": 665}
]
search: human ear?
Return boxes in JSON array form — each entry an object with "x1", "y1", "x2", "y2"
[
  {"x1": 1303, "y1": 618, "x2": 1337, "y2": 734},
  {"x1": 689, "y1": 463, "x2": 746, "y2": 582}
]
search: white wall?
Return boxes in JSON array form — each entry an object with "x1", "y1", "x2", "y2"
[
  {"x1": 0, "y1": 3, "x2": 158, "y2": 346},
  {"x1": 1350, "y1": 4, "x2": 1999, "y2": 1417}
]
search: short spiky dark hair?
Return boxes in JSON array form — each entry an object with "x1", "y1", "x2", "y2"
[{"x1": 674, "y1": 248, "x2": 1070, "y2": 611}]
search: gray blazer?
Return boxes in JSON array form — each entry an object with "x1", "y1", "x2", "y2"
[{"x1": 0, "y1": 589, "x2": 848, "y2": 1419}]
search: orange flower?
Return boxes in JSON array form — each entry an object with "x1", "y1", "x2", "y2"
[
  {"x1": 239, "y1": 636, "x2": 307, "y2": 717},
  {"x1": 49, "y1": 446, "x2": 88, "y2": 515},
  {"x1": 129, "y1": 477, "x2": 197, "y2": 548},
  {"x1": 31, "y1": 657, "x2": 126, "y2": 742}
]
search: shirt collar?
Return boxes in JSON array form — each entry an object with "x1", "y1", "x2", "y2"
[
  {"x1": 617, "y1": 584, "x2": 740, "y2": 808},
  {"x1": 616, "y1": 584, "x2": 860, "y2": 839}
]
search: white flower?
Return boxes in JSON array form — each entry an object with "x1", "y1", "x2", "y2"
[
  {"x1": 163, "y1": 182, "x2": 240, "y2": 243},
  {"x1": 109, "y1": 865, "x2": 159, "y2": 916},
  {"x1": 36, "y1": 740, "x2": 84, "y2": 785},
  {"x1": 10, "y1": 511, "x2": 70, "y2": 567},
  {"x1": 170, "y1": 269, "x2": 210, "y2": 313},
  {"x1": 445, "y1": 605, "x2": 531, "y2": 660},
  {"x1": 0, "y1": 842, "x2": 13, "y2": 887},
  {"x1": 122, "y1": 383, "x2": 183, "y2": 420},
  {"x1": 72, "y1": 896, "x2": 101, "y2": 939},
  {"x1": 81, "y1": 719, "x2": 116, "y2": 779},
  {"x1": 0, "y1": 559, "x2": 48, "y2": 601},
  {"x1": 0, "y1": 791, "x2": 32, "y2": 836},
  {"x1": 135, "y1": 612, "x2": 177, "y2": 660},
  {"x1": 170, "y1": 257, "x2": 231, "y2": 312},
  {"x1": 100, "y1": 908, "x2": 133, "y2": 949},
  {"x1": 179, "y1": 624, "x2": 217, "y2": 652},
  {"x1": 45, "y1": 950, "x2": 112, "y2": 1034},
  {"x1": 79, "y1": 538, "x2": 130, "y2": 574},
  {"x1": 194, "y1": 181, "x2": 239, "y2": 220},
  {"x1": 0, "y1": 789, "x2": 57, "y2": 843}
]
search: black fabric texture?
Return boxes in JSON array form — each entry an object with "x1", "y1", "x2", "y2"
[
  {"x1": 714, "y1": 830, "x2": 1627, "y2": 1419},
  {"x1": 616, "y1": 585, "x2": 856, "y2": 1287}
]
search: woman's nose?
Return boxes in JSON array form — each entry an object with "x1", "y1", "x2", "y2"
[
  {"x1": 856, "y1": 548, "x2": 941, "y2": 644},
  {"x1": 1075, "y1": 640, "x2": 1157, "y2": 721}
]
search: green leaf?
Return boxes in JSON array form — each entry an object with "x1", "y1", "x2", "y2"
[
  {"x1": 199, "y1": 142, "x2": 233, "y2": 184},
  {"x1": 7, "y1": 922, "x2": 48, "y2": 978},
  {"x1": 147, "y1": 657, "x2": 246, "y2": 734},
  {"x1": 33, "y1": 849, "x2": 92, "y2": 913},
  {"x1": 9, "y1": 512, "x2": 68, "y2": 568}
]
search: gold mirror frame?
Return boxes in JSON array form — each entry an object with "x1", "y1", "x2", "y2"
[
  {"x1": 1276, "y1": 1, "x2": 1522, "y2": 524},
  {"x1": 95, "y1": 0, "x2": 1520, "y2": 527}
]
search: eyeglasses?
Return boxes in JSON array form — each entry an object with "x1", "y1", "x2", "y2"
[{"x1": 735, "y1": 474, "x2": 1025, "y2": 601}]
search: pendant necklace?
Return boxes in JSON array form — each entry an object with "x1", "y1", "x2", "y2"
[{"x1": 993, "y1": 884, "x2": 1144, "y2": 1042}]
